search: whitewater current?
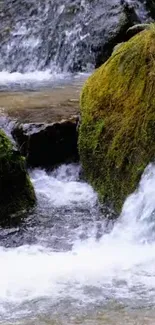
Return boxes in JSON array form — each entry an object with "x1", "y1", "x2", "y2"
[{"x1": 0, "y1": 163, "x2": 155, "y2": 324}]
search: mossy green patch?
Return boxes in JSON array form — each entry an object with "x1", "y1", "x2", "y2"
[
  {"x1": 0, "y1": 129, "x2": 36, "y2": 223},
  {"x1": 79, "y1": 26, "x2": 155, "y2": 212}
]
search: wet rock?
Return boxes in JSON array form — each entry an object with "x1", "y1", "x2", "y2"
[
  {"x1": 94, "y1": 1, "x2": 141, "y2": 68},
  {"x1": 12, "y1": 116, "x2": 79, "y2": 168}
]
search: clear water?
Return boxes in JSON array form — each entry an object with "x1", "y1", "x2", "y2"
[{"x1": 1, "y1": 163, "x2": 155, "y2": 324}]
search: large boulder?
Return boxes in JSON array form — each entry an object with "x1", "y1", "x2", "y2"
[
  {"x1": 79, "y1": 26, "x2": 155, "y2": 212},
  {"x1": 0, "y1": 129, "x2": 36, "y2": 223}
]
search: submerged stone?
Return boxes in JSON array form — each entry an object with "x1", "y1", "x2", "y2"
[
  {"x1": 79, "y1": 26, "x2": 155, "y2": 212},
  {"x1": 0, "y1": 129, "x2": 36, "y2": 223}
]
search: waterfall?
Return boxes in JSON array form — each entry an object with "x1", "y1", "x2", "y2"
[{"x1": 0, "y1": 0, "x2": 151, "y2": 75}]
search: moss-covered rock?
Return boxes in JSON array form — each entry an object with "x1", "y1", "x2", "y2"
[
  {"x1": 0, "y1": 129, "x2": 35, "y2": 223},
  {"x1": 79, "y1": 26, "x2": 155, "y2": 212}
]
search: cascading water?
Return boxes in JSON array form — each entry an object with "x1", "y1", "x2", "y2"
[
  {"x1": 1, "y1": 163, "x2": 155, "y2": 324},
  {"x1": 0, "y1": 0, "x2": 152, "y2": 89}
]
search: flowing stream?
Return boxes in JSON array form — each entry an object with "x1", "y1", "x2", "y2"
[
  {"x1": 1, "y1": 163, "x2": 155, "y2": 324},
  {"x1": 0, "y1": 0, "x2": 155, "y2": 323}
]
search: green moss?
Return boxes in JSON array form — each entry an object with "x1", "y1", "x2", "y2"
[
  {"x1": 79, "y1": 26, "x2": 155, "y2": 212},
  {"x1": 0, "y1": 129, "x2": 36, "y2": 223}
]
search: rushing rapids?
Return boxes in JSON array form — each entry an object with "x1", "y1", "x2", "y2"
[{"x1": 0, "y1": 164, "x2": 155, "y2": 324}]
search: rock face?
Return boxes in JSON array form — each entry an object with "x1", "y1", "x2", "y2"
[
  {"x1": 0, "y1": 0, "x2": 151, "y2": 73},
  {"x1": 12, "y1": 117, "x2": 79, "y2": 168},
  {"x1": 0, "y1": 129, "x2": 36, "y2": 223},
  {"x1": 79, "y1": 26, "x2": 155, "y2": 212}
]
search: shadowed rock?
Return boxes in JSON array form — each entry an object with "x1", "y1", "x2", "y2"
[{"x1": 12, "y1": 116, "x2": 79, "y2": 168}]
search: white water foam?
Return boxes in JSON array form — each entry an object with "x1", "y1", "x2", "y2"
[
  {"x1": 1, "y1": 163, "x2": 155, "y2": 320},
  {"x1": 0, "y1": 70, "x2": 70, "y2": 90},
  {"x1": 30, "y1": 165, "x2": 97, "y2": 209},
  {"x1": 0, "y1": 70, "x2": 89, "y2": 90}
]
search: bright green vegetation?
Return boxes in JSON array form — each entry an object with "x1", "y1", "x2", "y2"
[
  {"x1": 0, "y1": 129, "x2": 36, "y2": 223},
  {"x1": 79, "y1": 26, "x2": 155, "y2": 212}
]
